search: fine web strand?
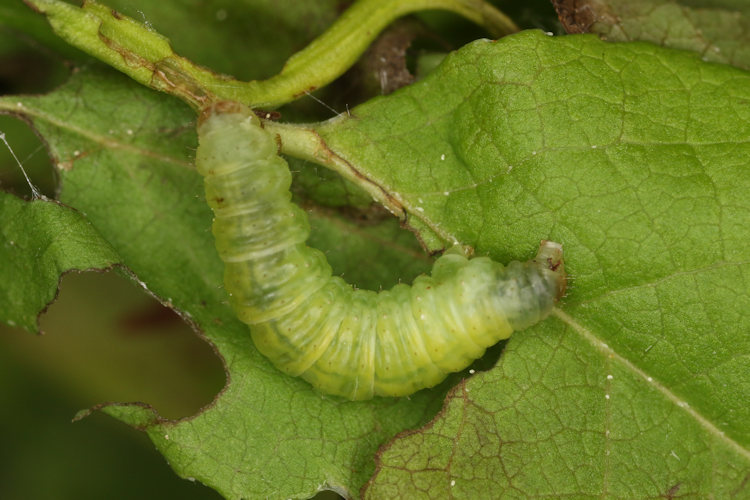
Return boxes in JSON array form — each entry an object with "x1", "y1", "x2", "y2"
[
  {"x1": 0, "y1": 131, "x2": 43, "y2": 200},
  {"x1": 303, "y1": 90, "x2": 349, "y2": 117}
]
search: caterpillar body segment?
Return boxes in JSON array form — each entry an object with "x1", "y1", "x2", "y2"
[{"x1": 196, "y1": 107, "x2": 566, "y2": 400}]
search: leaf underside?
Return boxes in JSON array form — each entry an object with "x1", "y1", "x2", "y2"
[{"x1": 554, "y1": 0, "x2": 750, "y2": 70}]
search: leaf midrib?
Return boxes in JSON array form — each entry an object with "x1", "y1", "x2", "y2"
[
  {"x1": 0, "y1": 100, "x2": 192, "y2": 168},
  {"x1": 553, "y1": 308, "x2": 750, "y2": 463}
]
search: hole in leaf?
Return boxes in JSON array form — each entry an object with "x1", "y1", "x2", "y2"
[{"x1": 1, "y1": 270, "x2": 225, "y2": 420}]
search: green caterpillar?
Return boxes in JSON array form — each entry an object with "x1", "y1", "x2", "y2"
[{"x1": 195, "y1": 105, "x2": 566, "y2": 400}]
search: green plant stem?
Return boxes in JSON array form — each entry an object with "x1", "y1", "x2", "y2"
[
  {"x1": 263, "y1": 119, "x2": 405, "y2": 217},
  {"x1": 243, "y1": 0, "x2": 519, "y2": 107},
  {"x1": 26, "y1": 0, "x2": 517, "y2": 109},
  {"x1": 263, "y1": 119, "x2": 467, "y2": 250}
]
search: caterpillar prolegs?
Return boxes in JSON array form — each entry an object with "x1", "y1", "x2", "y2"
[{"x1": 195, "y1": 106, "x2": 566, "y2": 400}]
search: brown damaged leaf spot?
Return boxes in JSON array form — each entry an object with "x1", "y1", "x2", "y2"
[
  {"x1": 552, "y1": 0, "x2": 597, "y2": 33},
  {"x1": 271, "y1": 130, "x2": 283, "y2": 155},
  {"x1": 57, "y1": 148, "x2": 91, "y2": 171},
  {"x1": 21, "y1": 0, "x2": 42, "y2": 14},
  {"x1": 662, "y1": 482, "x2": 681, "y2": 499},
  {"x1": 319, "y1": 140, "x2": 404, "y2": 216},
  {"x1": 151, "y1": 59, "x2": 213, "y2": 109},
  {"x1": 552, "y1": 0, "x2": 620, "y2": 34},
  {"x1": 97, "y1": 31, "x2": 149, "y2": 70},
  {"x1": 731, "y1": 474, "x2": 750, "y2": 497},
  {"x1": 253, "y1": 109, "x2": 281, "y2": 121},
  {"x1": 401, "y1": 216, "x2": 437, "y2": 256},
  {"x1": 197, "y1": 101, "x2": 246, "y2": 127},
  {"x1": 95, "y1": 27, "x2": 212, "y2": 109},
  {"x1": 362, "y1": 21, "x2": 418, "y2": 95}
]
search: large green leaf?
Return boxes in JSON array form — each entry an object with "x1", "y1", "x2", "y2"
[{"x1": 300, "y1": 31, "x2": 748, "y2": 497}]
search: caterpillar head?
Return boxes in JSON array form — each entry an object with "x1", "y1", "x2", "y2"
[{"x1": 534, "y1": 240, "x2": 566, "y2": 300}]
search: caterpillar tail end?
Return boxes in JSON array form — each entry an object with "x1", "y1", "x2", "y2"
[
  {"x1": 534, "y1": 240, "x2": 566, "y2": 300},
  {"x1": 197, "y1": 101, "x2": 255, "y2": 128}
]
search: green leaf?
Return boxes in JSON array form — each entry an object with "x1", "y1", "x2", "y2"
[
  {"x1": 553, "y1": 0, "x2": 750, "y2": 70},
  {"x1": 0, "y1": 193, "x2": 119, "y2": 332},
  {"x1": 291, "y1": 31, "x2": 747, "y2": 497},
  {"x1": 0, "y1": 65, "x2": 450, "y2": 499},
  {"x1": 3, "y1": 15, "x2": 749, "y2": 500}
]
